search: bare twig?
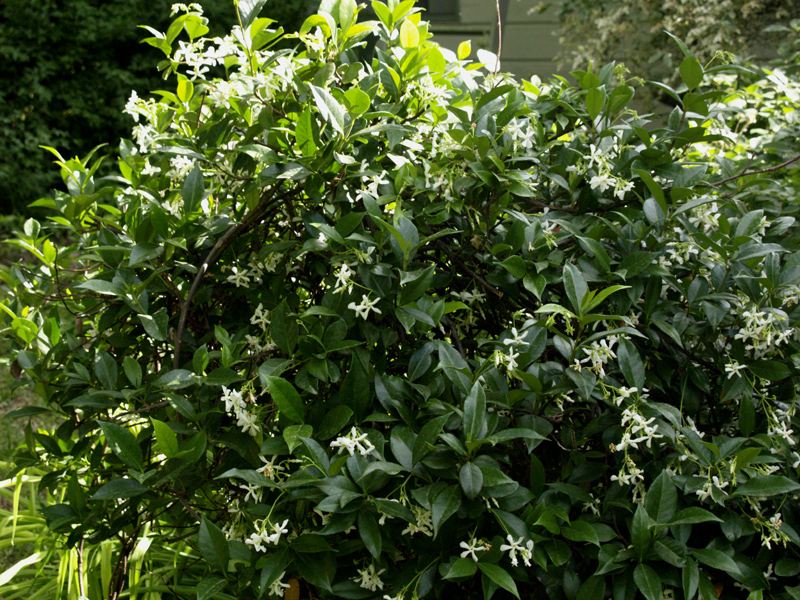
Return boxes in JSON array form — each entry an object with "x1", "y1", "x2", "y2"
[
  {"x1": 434, "y1": 240, "x2": 503, "y2": 299},
  {"x1": 494, "y1": 0, "x2": 503, "y2": 76},
  {"x1": 701, "y1": 152, "x2": 800, "y2": 188},
  {"x1": 179, "y1": 497, "x2": 201, "y2": 522},
  {"x1": 172, "y1": 185, "x2": 286, "y2": 368}
]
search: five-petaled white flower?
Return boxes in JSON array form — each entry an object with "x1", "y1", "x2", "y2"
[
  {"x1": 330, "y1": 426, "x2": 375, "y2": 456},
  {"x1": 459, "y1": 537, "x2": 490, "y2": 561},
  {"x1": 227, "y1": 266, "x2": 250, "y2": 288},
  {"x1": 268, "y1": 572, "x2": 291, "y2": 597},
  {"x1": 499, "y1": 534, "x2": 534, "y2": 567},
  {"x1": 348, "y1": 294, "x2": 382, "y2": 320},
  {"x1": 354, "y1": 564, "x2": 386, "y2": 591}
]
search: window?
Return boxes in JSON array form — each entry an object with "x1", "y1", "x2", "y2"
[{"x1": 417, "y1": 0, "x2": 459, "y2": 22}]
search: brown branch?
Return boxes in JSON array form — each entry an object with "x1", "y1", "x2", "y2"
[
  {"x1": 179, "y1": 497, "x2": 201, "y2": 523},
  {"x1": 434, "y1": 240, "x2": 503, "y2": 299},
  {"x1": 702, "y1": 152, "x2": 800, "y2": 188},
  {"x1": 77, "y1": 538, "x2": 86, "y2": 599},
  {"x1": 494, "y1": 0, "x2": 503, "y2": 76},
  {"x1": 114, "y1": 401, "x2": 170, "y2": 419},
  {"x1": 172, "y1": 184, "x2": 285, "y2": 368}
]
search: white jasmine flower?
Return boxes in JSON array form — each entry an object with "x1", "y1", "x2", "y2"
[
  {"x1": 264, "y1": 253, "x2": 283, "y2": 273},
  {"x1": 589, "y1": 174, "x2": 613, "y2": 193},
  {"x1": 237, "y1": 410, "x2": 260, "y2": 436},
  {"x1": 348, "y1": 294, "x2": 382, "y2": 320},
  {"x1": 239, "y1": 482, "x2": 261, "y2": 503},
  {"x1": 401, "y1": 505, "x2": 433, "y2": 537},
  {"x1": 250, "y1": 303, "x2": 270, "y2": 330},
  {"x1": 499, "y1": 535, "x2": 534, "y2": 567},
  {"x1": 334, "y1": 263, "x2": 354, "y2": 292},
  {"x1": 222, "y1": 386, "x2": 245, "y2": 413},
  {"x1": 268, "y1": 572, "x2": 291, "y2": 597},
  {"x1": 724, "y1": 360, "x2": 746, "y2": 379},
  {"x1": 354, "y1": 564, "x2": 386, "y2": 591},
  {"x1": 266, "y1": 519, "x2": 290, "y2": 545},
  {"x1": 330, "y1": 427, "x2": 375, "y2": 456},
  {"x1": 503, "y1": 327, "x2": 525, "y2": 346},
  {"x1": 459, "y1": 538, "x2": 490, "y2": 561},
  {"x1": 614, "y1": 386, "x2": 638, "y2": 406},
  {"x1": 257, "y1": 455, "x2": 284, "y2": 480},
  {"x1": 226, "y1": 266, "x2": 250, "y2": 288}
]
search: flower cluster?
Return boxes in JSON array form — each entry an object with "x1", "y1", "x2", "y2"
[
  {"x1": 221, "y1": 386, "x2": 260, "y2": 437},
  {"x1": 329, "y1": 427, "x2": 375, "y2": 456}
]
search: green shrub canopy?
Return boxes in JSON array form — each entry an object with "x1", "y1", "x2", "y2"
[{"x1": 2, "y1": 1, "x2": 800, "y2": 599}]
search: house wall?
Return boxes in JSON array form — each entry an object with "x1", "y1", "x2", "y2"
[{"x1": 428, "y1": 0, "x2": 567, "y2": 81}]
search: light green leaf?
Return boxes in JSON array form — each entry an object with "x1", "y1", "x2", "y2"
[
  {"x1": 151, "y1": 418, "x2": 179, "y2": 458},
  {"x1": 296, "y1": 107, "x2": 317, "y2": 157},
  {"x1": 309, "y1": 85, "x2": 346, "y2": 134},
  {"x1": 680, "y1": 56, "x2": 704, "y2": 90}
]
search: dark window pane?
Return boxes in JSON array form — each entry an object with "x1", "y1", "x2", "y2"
[{"x1": 417, "y1": 0, "x2": 458, "y2": 20}]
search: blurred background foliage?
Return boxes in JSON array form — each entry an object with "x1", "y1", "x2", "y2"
[
  {"x1": 0, "y1": 0, "x2": 311, "y2": 217},
  {"x1": 556, "y1": 0, "x2": 800, "y2": 83}
]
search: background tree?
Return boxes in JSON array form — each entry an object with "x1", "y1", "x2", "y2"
[
  {"x1": 0, "y1": 0, "x2": 310, "y2": 216},
  {"x1": 556, "y1": 0, "x2": 800, "y2": 85}
]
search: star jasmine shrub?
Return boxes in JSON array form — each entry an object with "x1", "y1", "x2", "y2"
[{"x1": 3, "y1": 2, "x2": 800, "y2": 600}]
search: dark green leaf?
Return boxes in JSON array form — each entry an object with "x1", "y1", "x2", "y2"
[
  {"x1": 182, "y1": 164, "x2": 204, "y2": 214},
  {"x1": 478, "y1": 563, "x2": 520, "y2": 599},
  {"x1": 463, "y1": 381, "x2": 486, "y2": 443},
  {"x1": 98, "y1": 421, "x2": 144, "y2": 471},
  {"x1": 577, "y1": 575, "x2": 606, "y2": 600},
  {"x1": 91, "y1": 478, "x2": 148, "y2": 500},
  {"x1": 432, "y1": 485, "x2": 461, "y2": 538},
  {"x1": 617, "y1": 338, "x2": 645, "y2": 390},
  {"x1": 634, "y1": 564, "x2": 662, "y2": 600},
  {"x1": 733, "y1": 475, "x2": 800, "y2": 497},
  {"x1": 264, "y1": 376, "x2": 305, "y2": 424},
  {"x1": 198, "y1": 516, "x2": 229, "y2": 573},
  {"x1": 563, "y1": 262, "x2": 588, "y2": 314},
  {"x1": 196, "y1": 576, "x2": 227, "y2": 600},
  {"x1": 748, "y1": 360, "x2": 791, "y2": 381},
  {"x1": 94, "y1": 350, "x2": 118, "y2": 390},
  {"x1": 645, "y1": 471, "x2": 677, "y2": 523},
  {"x1": 444, "y1": 557, "x2": 478, "y2": 580},
  {"x1": 692, "y1": 548, "x2": 741, "y2": 575},
  {"x1": 667, "y1": 507, "x2": 723, "y2": 526},
  {"x1": 357, "y1": 511, "x2": 382, "y2": 558},
  {"x1": 459, "y1": 462, "x2": 483, "y2": 500}
]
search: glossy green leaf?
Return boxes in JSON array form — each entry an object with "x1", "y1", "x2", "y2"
[
  {"x1": 264, "y1": 376, "x2": 305, "y2": 424},
  {"x1": 98, "y1": 421, "x2": 144, "y2": 471}
]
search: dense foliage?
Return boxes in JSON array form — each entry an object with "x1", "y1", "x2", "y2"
[
  {"x1": 0, "y1": 0, "x2": 310, "y2": 216},
  {"x1": 556, "y1": 0, "x2": 800, "y2": 87},
  {"x1": 2, "y1": 1, "x2": 800, "y2": 599}
]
